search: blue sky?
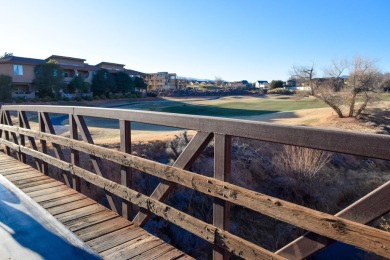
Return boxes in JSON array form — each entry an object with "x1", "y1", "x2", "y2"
[{"x1": 1, "y1": 0, "x2": 389, "y2": 81}]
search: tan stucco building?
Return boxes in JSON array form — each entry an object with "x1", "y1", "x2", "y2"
[{"x1": 0, "y1": 54, "x2": 147, "y2": 99}]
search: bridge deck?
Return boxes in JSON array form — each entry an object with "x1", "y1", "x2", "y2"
[{"x1": 0, "y1": 153, "x2": 192, "y2": 259}]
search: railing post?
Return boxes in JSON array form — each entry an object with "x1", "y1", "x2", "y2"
[
  {"x1": 213, "y1": 134, "x2": 232, "y2": 260},
  {"x1": 70, "y1": 114, "x2": 81, "y2": 191},
  {"x1": 38, "y1": 112, "x2": 48, "y2": 175},
  {"x1": 18, "y1": 111, "x2": 26, "y2": 163},
  {"x1": 120, "y1": 119, "x2": 132, "y2": 219}
]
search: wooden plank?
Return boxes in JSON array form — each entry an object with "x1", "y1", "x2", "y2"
[
  {"x1": 26, "y1": 185, "x2": 68, "y2": 198},
  {"x1": 75, "y1": 217, "x2": 132, "y2": 242},
  {"x1": 130, "y1": 243, "x2": 180, "y2": 260},
  {"x1": 213, "y1": 134, "x2": 231, "y2": 260},
  {"x1": 124, "y1": 240, "x2": 169, "y2": 259},
  {"x1": 34, "y1": 189, "x2": 79, "y2": 203},
  {"x1": 87, "y1": 226, "x2": 145, "y2": 253},
  {"x1": 15, "y1": 138, "x2": 390, "y2": 258},
  {"x1": 55, "y1": 204, "x2": 107, "y2": 223},
  {"x1": 120, "y1": 119, "x2": 132, "y2": 220},
  {"x1": 18, "y1": 111, "x2": 26, "y2": 163},
  {"x1": 100, "y1": 234, "x2": 153, "y2": 258},
  {"x1": 0, "y1": 166, "x2": 33, "y2": 175},
  {"x1": 5, "y1": 104, "x2": 390, "y2": 161},
  {"x1": 276, "y1": 179, "x2": 390, "y2": 259},
  {"x1": 19, "y1": 111, "x2": 41, "y2": 170},
  {"x1": 6, "y1": 171, "x2": 45, "y2": 182},
  {"x1": 156, "y1": 248, "x2": 189, "y2": 259},
  {"x1": 133, "y1": 131, "x2": 213, "y2": 226},
  {"x1": 38, "y1": 112, "x2": 48, "y2": 174},
  {"x1": 73, "y1": 115, "x2": 118, "y2": 213},
  {"x1": 47, "y1": 198, "x2": 96, "y2": 216},
  {"x1": 39, "y1": 193, "x2": 86, "y2": 209},
  {"x1": 20, "y1": 181, "x2": 64, "y2": 193},
  {"x1": 4, "y1": 110, "x2": 20, "y2": 161},
  {"x1": 40, "y1": 112, "x2": 71, "y2": 187},
  {"x1": 104, "y1": 236, "x2": 164, "y2": 259},
  {"x1": 69, "y1": 114, "x2": 80, "y2": 191},
  {"x1": 16, "y1": 178, "x2": 56, "y2": 189},
  {"x1": 65, "y1": 210, "x2": 118, "y2": 232},
  {"x1": 11, "y1": 175, "x2": 49, "y2": 186}
]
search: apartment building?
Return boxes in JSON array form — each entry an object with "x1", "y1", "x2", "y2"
[
  {"x1": 0, "y1": 54, "x2": 147, "y2": 99},
  {"x1": 146, "y1": 72, "x2": 177, "y2": 91}
]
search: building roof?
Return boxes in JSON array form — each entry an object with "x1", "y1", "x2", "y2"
[
  {"x1": 256, "y1": 80, "x2": 269, "y2": 83},
  {"x1": 46, "y1": 55, "x2": 86, "y2": 62},
  {"x1": 0, "y1": 56, "x2": 44, "y2": 65},
  {"x1": 96, "y1": 62, "x2": 125, "y2": 67},
  {"x1": 124, "y1": 69, "x2": 147, "y2": 76}
]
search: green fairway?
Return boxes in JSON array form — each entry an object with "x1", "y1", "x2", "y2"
[{"x1": 158, "y1": 97, "x2": 326, "y2": 117}]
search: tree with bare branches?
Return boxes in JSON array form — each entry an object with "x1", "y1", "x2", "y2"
[{"x1": 291, "y1": 57, "x2": 382, "y2": 118}]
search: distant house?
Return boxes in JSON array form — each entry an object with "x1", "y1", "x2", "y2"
[
  {"x1": 285, "y1": 79, "x2": 297, "y2": 90},
  {"x1": 254, "y1": 80, "x2": 269, "y2": 89}
]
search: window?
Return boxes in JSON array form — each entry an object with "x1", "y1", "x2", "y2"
[
  {"x1": 13, "y1": 65, "x2": 23, "y2": 76},
  {"x1": 53, "y1": 69, "x2": 58, "y2": 77}
]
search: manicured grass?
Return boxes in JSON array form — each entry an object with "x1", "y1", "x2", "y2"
[{"x1": 159, "y1": 97, "x2": 326, "y2": 117}]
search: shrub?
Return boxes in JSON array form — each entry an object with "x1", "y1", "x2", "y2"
[
  {"x1": 267, "y1": 88, "x2": 295, "y2": 95},
  {"x1": 74, "y1": 97, "x2": 82, "y2": 102},
  {"x1": 147, "y1": 92, "x2": 158, "y2": 97},
  {"x1": 278, "y1": 145, "x2": 332, "y2": 180},
  {"x1": 83, "y1": 96, "x2": 93, "y2": 101}
]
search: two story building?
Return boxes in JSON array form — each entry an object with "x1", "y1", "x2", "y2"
[
  {"x1": 146, "y1": 72, "x2": 178, "y2": 91},
  {"x1": 0, "y1": 54, "x2": 147, "y2": 99}
]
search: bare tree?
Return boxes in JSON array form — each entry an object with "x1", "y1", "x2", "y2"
[
  {"x1": 291, "y1": 63, "x2": 315, "y2": 95},
  {"x1": 214, "y1": 76, "x2": 223, "y2": 87},
  {"x1": 292, "y1": 56, "x2": 382, "y2": 118}
]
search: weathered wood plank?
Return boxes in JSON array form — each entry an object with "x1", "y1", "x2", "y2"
[
  {"x1": 100, "y1": 234, "x2": 153, "y2": 258},
  {"x1": 130, "y1": 243, "x2": 180, "y2": 260},
  {"x1": 55, "y1": 204, "x2": 107, "y2": 223},
  {"x1": 19, "y1": 111, "x2": 41, "y2": 170},
  {"x1": 73, "y1": 115, "x2": 118, "y2": 213},
  {"x1": 47, "y1": 198, "x2": 97, "y2": 216},
  {"x1": 38, "y1": 112, "x2": 48, "y2": 174},
  {"x1": 39, "y1": 193, "x2": 86, "y2": 209},
  {"x1": 6, "y1": 172, "x2": 46, "y2": 182},
  {"x1": 213, "y1": 134, "x2": 231, "y2": 260},
  {"x1": 33, "y1": 189, "x2": 79, "y2": 203},
  {"x1": 26, "y1": 185, "x2": 68, "y2": 198},
  {"x1": 17, "y1": 178, "x2": 57, "y2": 189},
  {"x1": 20, "y1": 181, "x2": 64, "y2": 193},
  {"x1": 133, "y1": 131, "x2": 213, "y2": 226},
  {"x1": 276, "y1": 179, "x2": 390, "y2": 259},
  {"x1": 69, "y1": 114, "x2": 80, "y2": 191},
  {"x1": 4, "y1": 105, "x2": 390, "y2": 161},
  {"x1": 40, "y1": 112, "x2": 71, "y2": 187},
  {"x1": 87, "y1": 226, "x2": 145, "y2": 253},
  {"x1": 106, "y1": 236, "x2": 164, "y2": 259},
  {"x1": 120, "y1": 119, "x2": 132, "y2": 220},
  {"x1": 11, "y1": 175, "x2": 49, "y2": 186},
  {"x1": 65, "y1": 210, "x2": 118, "y2": 232},
  {"x1": 18, "y1": 111, "x2": 26, "y2": 163},
  {"x1": 75, "y1": 217, "x2": 132, "y2": 242}
]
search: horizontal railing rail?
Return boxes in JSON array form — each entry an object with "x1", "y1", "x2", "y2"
[{"x1": 1, "y1": 105, "x2": 390, "y2": 259}]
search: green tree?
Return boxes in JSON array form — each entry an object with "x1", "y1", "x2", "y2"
[
  {"x1": 68, "y1": 75, "x2": 90, "y2": 93},
  {"x1": 0, "y1": 75, "x2": 12, "y2": 100},
  {"x1": 114, "y1": 72, "x2": 134, "y2": 94},
  {"x1": 134, "y1": 77, "x2": 147, "y2": 92},
  {"x1": 269, "y1": 80, "x2": 284, "y2": 89},
  {"x1": 33, "y1": 62, "x2": 65, "y2": 98},
  {"x1": 91, "y1": 69, "x2": 115, "y2": 97},
  {"x1": 0, "y1": 52, "x2": 13, "y2": 58}
]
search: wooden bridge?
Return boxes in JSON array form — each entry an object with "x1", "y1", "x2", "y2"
[{"x1": 0, "y1": 105, "x2": 389, "y2": 259}]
